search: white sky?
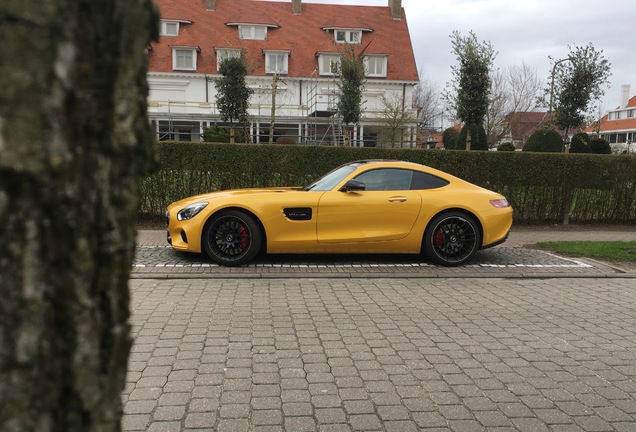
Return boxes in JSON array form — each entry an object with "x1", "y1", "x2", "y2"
[{"x1": 303, "y1": 0, "x2": 634, "y2": 112}]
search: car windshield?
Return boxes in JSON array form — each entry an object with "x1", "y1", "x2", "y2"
[{"x1": 303, "y1": 164, "x2": 359, "y2": 191}]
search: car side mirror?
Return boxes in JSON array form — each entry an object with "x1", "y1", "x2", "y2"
[{"x1": 339, "y1": 179, "x2": 366, "y2": 192}]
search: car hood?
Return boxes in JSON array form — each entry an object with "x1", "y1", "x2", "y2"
[{"x1": 169, "y1": 187, "x2": 301, "y2": 208}]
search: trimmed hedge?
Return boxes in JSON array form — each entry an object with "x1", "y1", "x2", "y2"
[
  {"x1": 456, "y1": 123, "x2": 488, "y2": 151},
  {"x1": 523, "y1": 128, "x2": 563, "y2": 152},
  {"x1": 141, "y1": 142, "x2": 636, "y2": 224}
]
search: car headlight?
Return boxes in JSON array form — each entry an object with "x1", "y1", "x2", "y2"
[{"x1": 177, "y1": 202, "x2": 208, "y2": 221}]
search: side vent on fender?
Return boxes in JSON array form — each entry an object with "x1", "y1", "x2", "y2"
[{"x1": 284, "y1": 208, "x2": 313, "y2": 221}]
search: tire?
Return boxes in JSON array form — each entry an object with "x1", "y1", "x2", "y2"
[
  {"x1": 202, "y1": 210, "x2": 262, "y2": 266},
  {"x1": 423, "y1": 212, "x2": 481, "y2": 266}
]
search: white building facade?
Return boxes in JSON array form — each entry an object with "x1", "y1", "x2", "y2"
[{"x1": 147, "y1": 0, "x2": 420, "y2": 147}]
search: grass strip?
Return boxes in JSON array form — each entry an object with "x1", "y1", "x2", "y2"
[{"x1": 537, "y1": 241, "x2": 636, "y2": 262}]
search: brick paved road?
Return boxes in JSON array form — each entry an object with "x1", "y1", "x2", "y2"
[
  {"x1": 123, "y1": 277, "x2": 636, "y2": 431},
  {"x1": 132, "y1": 246, "x2": 635, "y2": 278}
]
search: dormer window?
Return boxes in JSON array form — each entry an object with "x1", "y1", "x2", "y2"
[
  {"x1": 239, "y1": 25, "x2": 267, "y2": 40},
  {"x1": 227, "y1": 22, "x2": 278, "y2": 41},
  {"x1": 171, "y1": 46, "x2": 199, "y2": 71},
  {"x1": 264, "y1": 50, "x2": 289, "y2": 75},
  {"x1": 335, "y1": 29, "x2": 361, "y2": 44},
  {"x1": 159, "y1": 20, "x2": 191, "y2": 37},
  {"x1": 318, "y1": 53, "x2": 342, "y2": 76},
  {"x1": 364, "y1": 55, "x2": 387, "y2": 78}
]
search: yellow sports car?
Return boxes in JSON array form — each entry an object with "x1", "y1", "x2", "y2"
[{"x1": 166, "y1": 160, "x2": 512, "y2": 266}]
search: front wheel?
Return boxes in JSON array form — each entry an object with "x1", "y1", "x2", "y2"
[
  {"x1": 423, "y1": 212, "x2": 481, "y2": 266},
  {"x1": 202, "y1": 210, "x2": 262, "y2": 266}
]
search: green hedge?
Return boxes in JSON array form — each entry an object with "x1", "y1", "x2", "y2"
[{"x1": 141, "y1": 142, "x2": 636, "y2": 224}]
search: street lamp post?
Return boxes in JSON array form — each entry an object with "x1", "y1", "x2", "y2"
[
  {"x1": 548, "y1": 57, "x2": 573, "y2": 153},
  {"x1": 548, "y1": 57, "x2": 572, "y2": 113}
]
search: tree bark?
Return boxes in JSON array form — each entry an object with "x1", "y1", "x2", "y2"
[{"x1": 0, "y1": 1, "x2": 157, "y2": 431}]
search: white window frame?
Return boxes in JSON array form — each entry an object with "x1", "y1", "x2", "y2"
[
  {"x1": 318, "y1": 54, "x2": 342, "y2": 76},
  {"x1": 172, "y1": 47, "x2": 197, "y2": 71},
  {"x1": 264, "y1": 51, "x2": 289, "y2": 75},
  {"x1": 215, "y1": 48, "x2": 242, "y2": 70},
  {"x1": 334, "y1": 29, "x2": 362, "y2": 44},
  {"x1": 239, "y1": 25, "x2": 267, "y2": 40},
  {"x1": 160, "y1": 21, "x2": 179, "y2": 36},
  {"x1": 364, "y1": 55, "x2": 387, "y2": 78}
]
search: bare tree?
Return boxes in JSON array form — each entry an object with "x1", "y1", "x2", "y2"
[
  {"x1": 485, "y1": 63, "x2": 543, "y2": 147},
  {"x1": 412, "y1": 77, "x2": 441, "y2": 131},
  {"x1": 508, "y1": 63, "x2": 543, "y2": 113},
  {"x1": 0, "y1": 1, "x2": 157, "y2": 431},
  {"x1": 380, "y1": 93, "x2": 416, "y2": 148}
]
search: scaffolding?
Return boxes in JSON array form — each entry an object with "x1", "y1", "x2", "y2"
[{"x1": 306, "y1": 70, "x2": 343, "y2": 146}]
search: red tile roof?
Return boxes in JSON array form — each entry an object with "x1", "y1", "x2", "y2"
[
  {"x1": 506, "y1": 112, "x2": 551, "y2": 141},
  {"x1": 149, "y1": 0, "x2": 419, "y2": 81},
  {"x1": 585, "y1": 95, "x2": 636, "y2": 133}
]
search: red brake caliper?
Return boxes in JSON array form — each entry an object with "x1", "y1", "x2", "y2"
[
  {"x1": 433, "y1": 229, "x2": 444, "y2": 247},
  {"x1": 239, "y1": 225, "x2": 248, "y2": 249}
]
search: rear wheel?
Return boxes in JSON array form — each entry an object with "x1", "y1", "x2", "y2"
[
  {"x1": 424, "y1": 212, "x2": 481, "y2": 266},
  {"x1": 202, "y1": 210, "x2": 262, "y2": 266}
]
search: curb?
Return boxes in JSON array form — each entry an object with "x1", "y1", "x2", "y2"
[{"x1": 130, "y1": 271, "x2": 636, "y2": 280}]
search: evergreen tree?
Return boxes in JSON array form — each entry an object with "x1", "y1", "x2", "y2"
[
  {"x1": 457, "y1": 123, "x2": 488, "y2": 151},
  {"x1": 544, "y1": 43, "x2": 611, "y2": 140},
  {"x1": 442, "y1": 127, "x2": 459, "y2": 150},
  {"x1": 570, "y1": 132, "x2": 591, "y2": 153},
  {"x1": 443, "y1": 31, "x2": 496, "y2": 150},
  {"x1": 337, "y1": 45, "x2": 365, "y2": 146},
  {"x1": 215, "y1": 56, "x2": 254, "y2": 143},
  {"x1": 590, "y1": 137, "x2": 612, "y2": 154}
]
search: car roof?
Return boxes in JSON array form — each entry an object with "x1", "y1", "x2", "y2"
[{"x1": 347, "y1": 160, "x2": 422, "y2": 168}]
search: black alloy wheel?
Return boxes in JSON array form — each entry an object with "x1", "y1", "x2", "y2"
[
  {"x1": 424, "y1": 212, "x2": 481, "y2": 266},
  {"x1": 202, "y1": 210, "x2": 262, "y2": 266}
]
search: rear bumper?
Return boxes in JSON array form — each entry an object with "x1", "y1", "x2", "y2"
[{"x1": 481, "y1": 230, "x2": 509, "y2": 250}]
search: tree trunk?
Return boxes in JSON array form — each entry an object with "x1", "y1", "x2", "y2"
[{"x1": 0, "y1": 1, "x2": 157, "y2": 431}]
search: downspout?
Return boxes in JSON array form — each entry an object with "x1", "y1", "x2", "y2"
[
  {"x1": 401, "y1": 83, "x2": 407, "y2": 146},
  {"x1": 205, "y1": 74, "x2": 210, "y2": 102},
  {"x1": 401, "y1": 83, "x2": 406, "y2": 110}
]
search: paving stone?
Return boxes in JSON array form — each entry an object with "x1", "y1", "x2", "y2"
[{"x1": 124, "y1": 277, "x2": 636, "y2": 432}]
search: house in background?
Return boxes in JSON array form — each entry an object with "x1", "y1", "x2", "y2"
[
  {"x1": 504, "y1": 112, "x2": 552, "y2": 149},
  {"x1": 585, "y1": 84, "x2": 636, "y2": 153},
  {"x1": 147, "y1": 0, "x2": 419, "y2": 147}
]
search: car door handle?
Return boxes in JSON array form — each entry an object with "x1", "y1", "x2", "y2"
[{"x1": 388, "y1": 197, "x2": 408, "y2": 202}]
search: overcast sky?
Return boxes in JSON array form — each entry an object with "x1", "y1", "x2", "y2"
[{"x1": 303, "y1": 0, "x2": 633, "y2": 112}]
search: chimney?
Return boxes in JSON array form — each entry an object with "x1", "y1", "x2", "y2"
[
  {"x1": 621, "y1": 84, "x2": 630, "y2": 109},
  {"x1": 292, "y1": 0, "x2": 302, "y2": 15},
  {"x1": 204, "y1": 0, "x2": 216, "y2": 11},
  {"x1": 389, "y1": 0, "x2": 402, "y2": 19}
]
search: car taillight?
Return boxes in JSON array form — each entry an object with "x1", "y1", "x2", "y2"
[{"x1": 490, "y1": 199, "x2": 510, "y2": 208}]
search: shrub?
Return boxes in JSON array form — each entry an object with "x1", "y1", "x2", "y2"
[
  {"x1": 590, "y1": 137, "x2": 611, "y2": 154},
  {"x1": 442, "y1": 127, "x2": 459, "y2": 150},
  {"x1": 497, "y1": 142, "x2": 516, "y2": 152},
  {"x1": 570, "y1": 132, "x2": 590, "y2": 153},
  {"x1": 523, "y1": 128, "x2": 563, "y2": 152},
  {"x1": 457, "y1": 123, "x2": 488, "y2": 150}
]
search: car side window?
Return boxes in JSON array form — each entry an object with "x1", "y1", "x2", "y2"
[
  {"x1": 354, "y1": 169, "x2": 413, "y2": 191},
  {"x1": 410, "y1": 171, "x2": 449, "y2": 190}
]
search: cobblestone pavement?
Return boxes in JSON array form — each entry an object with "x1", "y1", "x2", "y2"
[
  {"x1": 123, "y1": 277, "x2": 636, "y2": 432},
  {"x1": 132, "y1": 245, "x2": 633, "y2": 279}
]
